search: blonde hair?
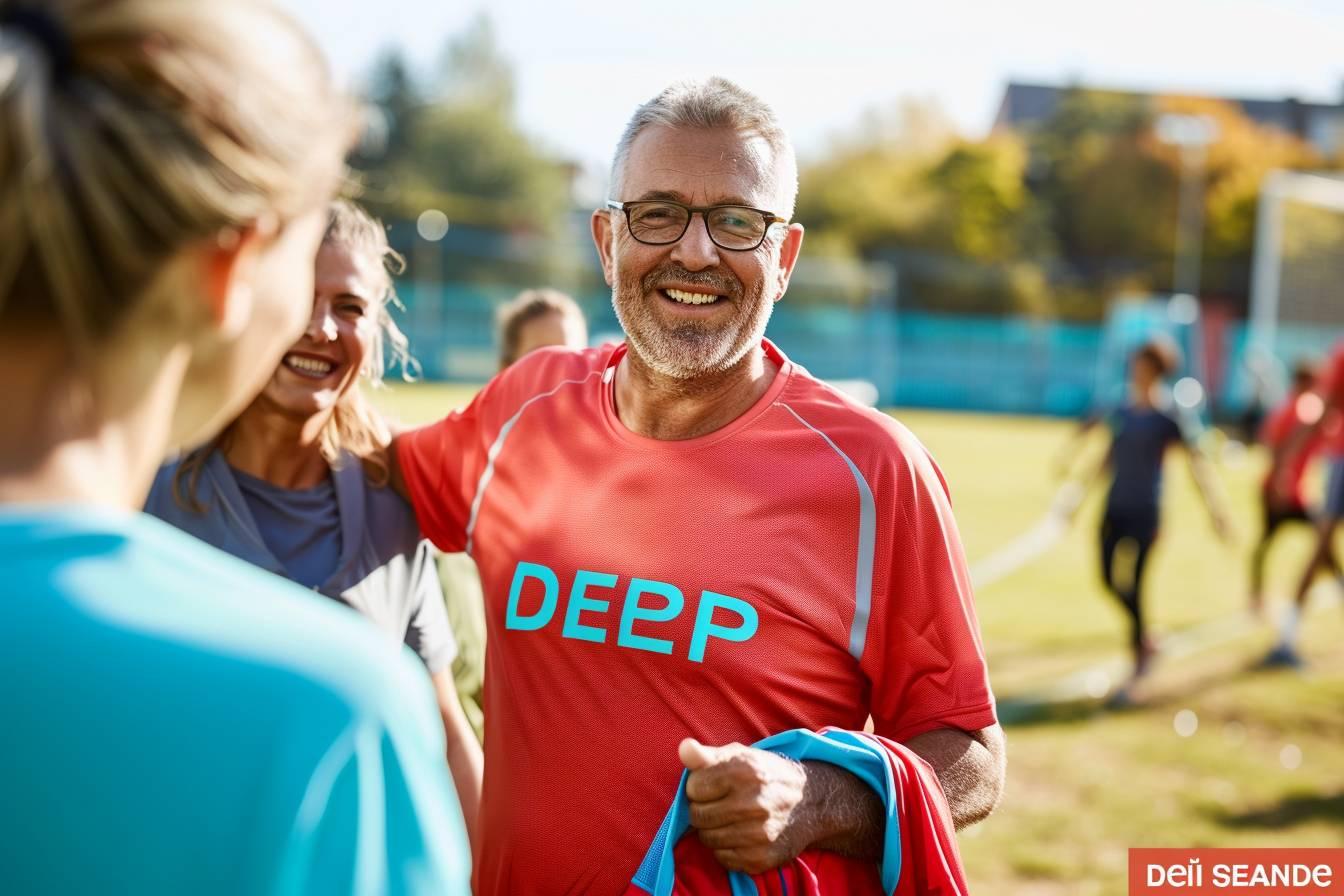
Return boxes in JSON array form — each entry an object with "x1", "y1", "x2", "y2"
[
  {"x1": 173, "y1": 200, "x2": 414, "y2": 509},
  {"x1": 0, "y1": 0, "x2": 352, "y2": 343},
  {"x1": 315, "y1": 199, "x2": 416, "y2": 484},
  {"x1": 496, "y1": 288, "x2": 586, "y2": 368}
]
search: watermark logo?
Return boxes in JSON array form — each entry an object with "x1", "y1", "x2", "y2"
[{"x1": 1130, "y1": 849, "x2": 1344, "y2": 894}]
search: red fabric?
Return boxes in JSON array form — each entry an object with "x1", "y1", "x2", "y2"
[
  {"x1": 398, "y1": 341, "x2": 996, "y2": 896},
  {"x1": 1320, "y1": 344, "x2": 1344, "y2": 458},
  {"x1": 1259, "y1": 392, "x2": 1324, "y2": 503},
  {"x1": 622, "y1": 734, "x2": 969, "y2": 896}
]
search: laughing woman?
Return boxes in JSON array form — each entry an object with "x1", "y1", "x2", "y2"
[{"x1": 146, "y1": 200, "x2": 483, "y2": 848}]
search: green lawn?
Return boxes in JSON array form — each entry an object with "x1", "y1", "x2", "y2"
[{"x1": 376, "y1": 383, "x2": 1344, "y2": 895}]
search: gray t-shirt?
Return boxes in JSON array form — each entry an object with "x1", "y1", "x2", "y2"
[{"x1": 145, "y1": 452, "x2": 455, "y2": 675}]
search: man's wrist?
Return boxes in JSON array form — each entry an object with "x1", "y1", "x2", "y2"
[{"x1": 796, "y1": 761, "x2": 881, "y2": 856}]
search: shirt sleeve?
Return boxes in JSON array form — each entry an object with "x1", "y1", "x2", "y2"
[
  {"x1": 863, "y1": 440, "x2": 997, "y2": 744},
  {"x1": 403, "y1": 540, "x2": 457, "y2": 676},
  {"x1": 396, "y1": 376, "x2": 505, "y2": 553},
  {"x1": 285, "y1": 678, "x2": 472, "y2": 894}
]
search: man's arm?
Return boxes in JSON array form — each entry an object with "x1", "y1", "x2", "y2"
[
  {"x1": 905, "y1": 723, "x2": 1006, "y2": 828},
  {"x1": 1183, "y1": 443, "x2": 1235, "y2": 543},
  {"x1": 680, "y1": 723, "x2": 1005, "y2": 874}
]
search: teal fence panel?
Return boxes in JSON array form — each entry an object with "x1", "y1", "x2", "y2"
[{"x1": 395, "y1": 283, "x2": 1273, "y2": 419}]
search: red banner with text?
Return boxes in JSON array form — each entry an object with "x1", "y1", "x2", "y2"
[{"x1": 1130, "y1": 849, "x2": 1344, "y2": 895}]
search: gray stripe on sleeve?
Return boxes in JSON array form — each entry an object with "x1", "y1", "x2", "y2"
[
  {"x1": 780, "y1": 403, "x2": 877, "y2": 661},
  {"x1": 464, "y1": 372, "x2": 601, "y2": 555}
]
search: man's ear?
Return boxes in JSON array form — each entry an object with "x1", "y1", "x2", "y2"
[
  {"x1": 591, "y1": 208, "x2": 616, "y2": 288},
  {"x1": 772, "y1": 222, "x2": 805, "y2": 302},
  {"x1": 200, "y1": 214, "x2": 278, "y2": 338}
]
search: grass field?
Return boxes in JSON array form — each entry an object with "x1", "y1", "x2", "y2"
[{"x1": 374, "y1": 383, "x2": 1344, "y2": 895}]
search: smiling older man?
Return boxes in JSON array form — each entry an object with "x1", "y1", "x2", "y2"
[{"x1": 393, "y1": 78, "x2": 1004, "y2": 895}]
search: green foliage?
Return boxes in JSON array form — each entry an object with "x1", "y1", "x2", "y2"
[
  {"x1": 800, "y1": 89, "x2": 1332, "y2": 319},
  {"x1": 798, "y1": 130, "x2": 1051, "y2": 316},
  {"x1": 353, "y1": 15, "x2": 570, "y2": 237}
]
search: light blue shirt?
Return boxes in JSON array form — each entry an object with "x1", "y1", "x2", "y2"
[{"x1": 0, "y1": 506, "x2": 470, "y2": 895}]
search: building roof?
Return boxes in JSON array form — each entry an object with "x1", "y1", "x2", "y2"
[{"x1": 994, "y1": 81, "x2": 1344, "y2": 155}]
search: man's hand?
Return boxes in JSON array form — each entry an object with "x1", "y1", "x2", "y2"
[
  {"x1": 679, "y1": 738, "x2": 884, "y2": 875},
  {"x1": 679, "y1": 739, "x2": 809, "y2": 874}
]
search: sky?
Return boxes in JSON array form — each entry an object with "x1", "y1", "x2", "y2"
[{"x1": 280, "y1": 0, "x2": 1344, "y2": 171}]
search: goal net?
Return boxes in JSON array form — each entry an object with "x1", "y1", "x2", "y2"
[{"x1": 1248, "y1": 171, "x2": 1344, "y2": 376}]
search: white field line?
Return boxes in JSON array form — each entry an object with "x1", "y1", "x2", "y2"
[
  {"x1": 970, "y1": 483, "x2": 1082, "y2": 590},
  {"x1": 1005, "y1": 588, "x2": 1342, "y2": 709},
  {"x1": 968, "y1": 485, "x2": 1342, "y2": 708}
]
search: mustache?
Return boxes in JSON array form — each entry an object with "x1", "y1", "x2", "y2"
[{"x1": 641, "y1": 264, "x2": 741, "y2": 299}]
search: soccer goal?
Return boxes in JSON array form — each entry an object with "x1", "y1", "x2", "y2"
[{"x1": 1248, "y1": 170, "x2": 1344, "y2": 366}]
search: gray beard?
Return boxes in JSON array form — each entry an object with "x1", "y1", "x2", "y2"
[{"x1": 611, "y1": 273, "x2": 774, "y2": 382}]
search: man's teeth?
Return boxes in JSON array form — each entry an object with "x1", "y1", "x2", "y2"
[
  {"x1": 286, "y1": 355, "x2": 333, "y2": 375},
  {"x1": 665, "y1": 288, "x2": 721, "y2": 305}
]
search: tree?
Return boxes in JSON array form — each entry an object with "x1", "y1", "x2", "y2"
[
  {"x1": 798, "y1": 108, "x2": 1052, "y2": 315},
  {"x1": 352, "y1": 15, "x2": 570, "y2": 236},
  {"x1": 1031, "y1": 90, "x2": 1324, "y2": 315}
]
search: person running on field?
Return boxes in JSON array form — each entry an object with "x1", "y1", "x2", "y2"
[
  {"x1": 1248, "y1": 359, "x2": 1340, "y2": 618},
  {"x1": 0, "y1": 3, "x2": 469, "y2": 893},
  {"x1": 1265, "y1": 339, "x2": 1344, "y2": 667},
  {"x1": 1063, "y1": 339, "x2": 1232, "y2": 703},
  {"x1": 146, "y1": 199, "x2": 483, "y2": 849}
]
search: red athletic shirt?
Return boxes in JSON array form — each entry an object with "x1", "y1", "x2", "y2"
[
  {"x1": 1259, "y1": 392, "x2": 1324, "y2": 504},
  {"x1": 398, "y1": 340, "x2": 997, "y2": 896},
  {"x1": 1321, "y1": 343, "x2": 1344, "y2": 458}
]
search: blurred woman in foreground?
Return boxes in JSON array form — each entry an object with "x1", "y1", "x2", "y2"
[
  {"x1": 0, "y1": 1, "x2": 469, "y2": 892},
  {"x1": 148, "y1": 200, "x2": 483, "y2": 848}
]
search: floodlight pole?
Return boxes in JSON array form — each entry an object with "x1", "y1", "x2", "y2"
[{"x1": 1156, "y1": 114, "x2": 1219, "y2": 302}]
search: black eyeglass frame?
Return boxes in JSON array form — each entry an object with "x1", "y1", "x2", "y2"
[{"x1": 605, "y1": 199, "x2": 790, "y2": 252}]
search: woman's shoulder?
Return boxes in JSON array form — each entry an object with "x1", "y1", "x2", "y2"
[{"x1": 337, "y1": 454, "x2": 421, "y2": 550}]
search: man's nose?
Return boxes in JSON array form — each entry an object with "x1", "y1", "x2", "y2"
[{"x1": 670, "y1": 213, "x2": 721, "y2": 272}]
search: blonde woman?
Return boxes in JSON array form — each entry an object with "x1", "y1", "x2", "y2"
[
  {"x1": 148, "y1": 200, "x2": 483, "y2": 848},
  {"x1": 0, "y1": 2, "x2": 469, "y2": 893}
]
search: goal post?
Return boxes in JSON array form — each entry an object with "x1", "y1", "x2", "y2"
[{"x1": 1248, "y1": 170, "x2": 1344, "y2": 364}]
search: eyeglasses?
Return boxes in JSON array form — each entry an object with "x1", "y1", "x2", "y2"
[{"x1": 605, "y1": 199, "x2": 788, "y2": 252}]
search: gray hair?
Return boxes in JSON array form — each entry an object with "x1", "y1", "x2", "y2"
[{"x1": 609, "y1": 78, "x2": 798, "y2": 218}]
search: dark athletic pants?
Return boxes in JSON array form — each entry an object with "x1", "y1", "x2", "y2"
[{"x1": 1100, "y1": 505, "x2": 1158, "y2": 652}]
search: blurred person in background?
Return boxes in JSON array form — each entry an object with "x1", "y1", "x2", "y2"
[
  {"x1": 392, "y1": 77, "x2": 1003, "y2": 895},
  {"x1": 496, "y1": 286, "x2": 589, "y2": 369},
  {"x1": 1266, "y1": 340, "x2": 1344, "y2": 667},
  {"x1": 1249, "y1": 359, "x2": 1340, "y2": 618},
  {"x1": 0, "y1": 2, "x2": 469, "y2": 893},
  {"x1": 146, "y1": 200, "x2": 483, "y2": 849},
  {"x1": 1061, "y1": 339, "x2": 1232, "y2": 704}
]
